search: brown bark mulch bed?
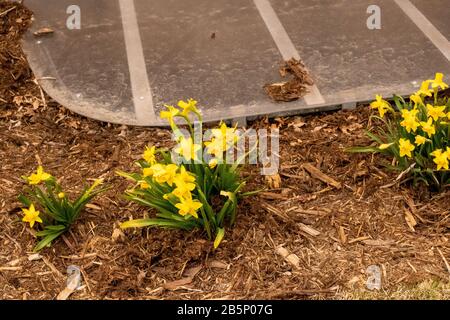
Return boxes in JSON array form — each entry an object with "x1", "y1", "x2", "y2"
[{"x1": 0, "y1": 0, "x2": 449, "y2": 300}]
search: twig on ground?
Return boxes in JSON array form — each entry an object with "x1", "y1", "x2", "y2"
[
  {"x1": 380, "y1": 163, "x2": 416, "y2": 189},
  {"x1": 0, "y1": 6, "x2": 16, "y2": 18},
  {"x1": 33, "y1": 78, "x2": 47, "y2": 108},
  {"x1": 436, "y1": 248, "x2": 450, "y2": 276}
]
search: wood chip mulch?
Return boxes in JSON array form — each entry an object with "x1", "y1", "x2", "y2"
[{"x1": 0, "y1": 0, "x2": 449, "y2": 300}]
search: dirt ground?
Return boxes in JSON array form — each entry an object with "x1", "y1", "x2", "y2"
[{"x1": 1, "y1": 1, "x2": 449, "y2": 300}]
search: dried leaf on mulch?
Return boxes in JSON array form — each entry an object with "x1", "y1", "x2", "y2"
[{"x1": 163, "y1": 265, "x2": 202, "y2": 290}]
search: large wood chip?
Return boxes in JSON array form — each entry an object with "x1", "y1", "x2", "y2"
[
  {"x1": 403, "y1": 194, "x2": 425, "y2": 223},
  {"x1": 163, "y1": 277, "x2": 193, "y2": 290},
  {"x1": 86, "y1": 203, "x2": 102, "y2": 211},
  {"x1": 276, "y1": 246, "x2": 300, "y2": 269},
  {"x1": 294, "y1": 208, "x2": 327, "y2": 216},
  {"x1": 208, "y1": 260, "x2": 229, "y2": 269},
  {"x1": 339, "y1": 226, "x2": 347, "y2": 244},
  {"x1": 363, "y1": 239, "x2": 395, "y2": 247},
  {"x1": 111, "y1": 228, "x2": 126, "y2": 243},
  {"x1": 403, "y1": 194, "x2": 417, "y2": 214},
  {"x1": 59, "y1": 253, "x2": 97, "y2": 260},
  {"x1": 404, "y1": 209, "x2": 417, "y2": 232},
  {"x1": 262, "y1": 202, "x2": 291, "y2": 222},
  {"x1": 259, "y1": 192, "x2": 288, "y2": 200},
  {"x1": 33, "y1": 27, "x2": 54, "y2": 36},
  {"x1": 303, "y1": 163, "x2": 342, "y2": 189},
  {"x1": 28, "y1": 253, "x2": 42, "y2": 261},
  {"x1": 0, "y1": 266, "x2": 22, "y2": 271},
  {"x1": 298, "y1": 223, "x2": 321, "y2": 237}
]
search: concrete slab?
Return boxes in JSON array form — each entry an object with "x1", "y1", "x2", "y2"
[
  {"x1": 22, "y1": 0, "x2": 450, "y2": 126},
  {"x1": 133, "y1": 0, "x2": 283, "y2": 118},
  {"x1": 23, "y1": 0, "x2": 136, "y2": 124},
  {"x1": 411, "y1": 0, "x2": 450, "y2": 42},
  {"x1": 271, "y1": 0, "x2": 450, "y2": 105}
]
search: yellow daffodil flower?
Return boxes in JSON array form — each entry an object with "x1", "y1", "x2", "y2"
[
  {"x1": 58, "y1": 192, "x2": 65, "y2": 199},
  {"x1": 414, "y1": 135, "x2": 427, "y2": 146},
  {"x1": 143, "y1": 163, "x2": 164, "y2": 177},
  {"x1": 206, "y1": 139, "x2": 226, "y2": 157},
  {"x1": 400, "y1": 108, "x2": 420, "y2": 133},
  {"x1": 206, "y1": 122, "x2": 240, "y2": 154},
  {"x1": 410, "y1": 93, "x2": 423, "y2": 107},
  {"x1": 178, "y1": 99, "x2": 200, "y2": 117},
  {"x1": 204, "y1": 123, "x2": 239, "y2": 158},
  {"x1": 370, "y1": 95, "x2": 392, "y2": 118},
  {"x1": 174, "y1": 166, "x2": 196, "y2": 185},
  {"x1": 153, "y1": 164, "x2": 178, "y2": 186},
  {"x1": 140, "y1": 181, "x2": 150, "y2": 189},
  {"x1": 160, "y1": 105, "x2": 180, "y2": 125},
  {"x1": 27, "y1": 166, "x2": 51, "y2": 185},
  {"x1": 209, "y1": 158, "x2": 218, "y2": 169},
  {"x1": 416, "y1": 80, "x2": 433, "y2": 97},
  {"x1": 400, "y1": 117, "x2": 420, "y2": 133},
  {"x1": 399, "y1": 138, "x2": 415, "y2": 158},
  {"x1": 379, "y1": 142, "x2": 394, "y2": 150},
  {"x1": 205, "y1": 138, "x2": 225, "y2": 157},
  {"x1": 143, "y1": 146, "x2": 156, "y2": 164},
  {"x1": 172, "y1": 188, "x2": 192, "y2": 200},
  {"x1": 211, "y1": 123, "x2": 239, "y2": 143},
  {"x1": 426, "y1": 104, "x2": 446, "y2": 121},
  {"x1": 220, "y1": 190, "x2": 233, "y2": 199},
  {"x1": 86, "y1": 178, "x2": 104, "y2": 194},
  {"x1": 173, "y1": 187, "x2": 195, "y2": 200},
  {"x1": 431, "y1": 149, "x2": 449, "y2": 170},
  {"x1": 211, "y1": 122, "x2": 228, "y2": 138},
  {"x1": 420, "y1": 118, "x2": 436, "y2": 137},
  {"x1": 175, "y1": 197, "x2": 202, "y2": 218},
  {"x1": 401, "y1": 108, "x2": 419, "y2": 119},
  {"x1": 22, "y1": 204, "x2": 43, "y2": 228},
  {"x1": 172, "y1": 166, "x2": 196, "y2": 198},
  {"x1": 142, "y1": 167, "x2": 152, "y2": 177},
  {"x1": 175, "y1": 137, "x2": 201, "y2": 162},
  {"x1": 430, "y1": 72, "x2": 449, "y2": 91}
]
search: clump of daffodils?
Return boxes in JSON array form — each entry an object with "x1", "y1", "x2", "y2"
[
  {"x1": 352, "y1": 73, "x2": 450, "y2": 188},
  {"x1": 118, "y1": 99, "x2": 254, "y2": 248},
  {"x1": 19, "y1": 166, "x2": 107, "y2": 251}
]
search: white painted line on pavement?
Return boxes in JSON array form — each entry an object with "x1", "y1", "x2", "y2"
[
  {"x1": 395, "y1": 0, "x2": 450, "y2": 61},
  {"x1": 253, "y1": 0, "x2": 325, "y2": 105},
  {"x1": 119, "y1": 0, "x2": 155, "y2": 124}
]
